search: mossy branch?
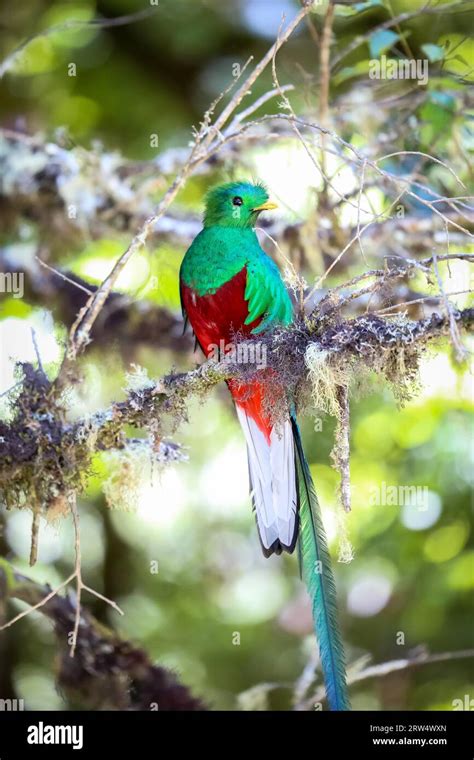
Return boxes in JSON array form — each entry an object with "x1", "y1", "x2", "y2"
[
  {"x1": 0, "y1": 562, "x2": 206, "y2": 711},
  {"x1": 1, "y1": 307, "x2": 472, "y2": 516}
]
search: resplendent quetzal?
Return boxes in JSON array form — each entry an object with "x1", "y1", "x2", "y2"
[{"x1": 180, "y1": 181, "x2": 350, "y2": 710}]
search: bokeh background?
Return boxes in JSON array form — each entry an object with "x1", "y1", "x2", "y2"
[{"x1": 0, "y1": 0, "x2": 473, "y2": 710}]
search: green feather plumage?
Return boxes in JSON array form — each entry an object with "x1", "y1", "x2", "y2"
[{"x1": 180, "y1": 227, "x2": 292, "y2": 329}]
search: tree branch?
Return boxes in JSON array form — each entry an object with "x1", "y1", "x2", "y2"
[
  {"x1": 1, "y1": 307, "x2": 472, "y2": 495},
  {"x1": 0, "y1": 562, "x2": 206, "y2": 710},
  {"x1": 0, "y1": 250, "x2": 192, "y2": 355},
  {"x1": 297, "y1": 647, "x2": 474, "y2": 710}
]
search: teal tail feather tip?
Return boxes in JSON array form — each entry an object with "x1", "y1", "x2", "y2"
[{"x1": 292, "y1": 417, "x2": 351, "y2": 711}]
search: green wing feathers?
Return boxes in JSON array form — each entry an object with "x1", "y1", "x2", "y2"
[{"x1": 245, "y1": 257, "x2": 293, "y2": 332}]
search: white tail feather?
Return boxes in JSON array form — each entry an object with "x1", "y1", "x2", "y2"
[{"x1": 236, "y1": 406, "x2": 298, "y2": 554}]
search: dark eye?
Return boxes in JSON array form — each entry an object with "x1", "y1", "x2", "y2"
[{"x1": 232, "y1": 196, "x2": 243, "y2": 206}]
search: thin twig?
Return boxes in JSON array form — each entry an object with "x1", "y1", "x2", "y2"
[
  {"x1": 375, "y1": 290, "x2": 472, "y2": 315},
  {"x1": 57, "y1": 5, "x2": 313, "y2": 371},
  {"x1": 375, "y1": 151, "x2": 466, "y2": 190},
  {"x1": 308, "y1": 188, "x2": 407, "y2": 295},
  {"x1": 0, "y1": 499, "x2": 123, "y2": 655},
  {"x1": 0, "y1": 8, "x2": 160, "y2": 79},
  {"x1": 270, "y1": 37, "x2": 374, "y2": 217},
  {"x1": 432, "y1": 251, "x2": 467, "y2": 361},
  {"x1": 30, "y1": 328, "x2": 44, "y2": 375},
  {"x1": 0, "y1": 381, "x2": 23, "y2": 399},
  {"x1": 35, "y1": 257, "x2": 94, "y2": 296},
  {"x1": 0, "y1": 573, "x2": 76, "y2": 630},
  {"x1": 68, "y1": 494, "x2": 123, "y2": 657},
  {"x1": 330, "y1": 1, "x2": 469, "y2": 71},
  {"x1": 299, "y1": 648, "x2": 474, "y2": 710},
  {"x1": 320, "y1": 254, "x2": 473, "y2": 306},
  {"x1": 319, "y1": 2, "x2": 334, "y2": 128},
  {"x1": 229, "y1": 113, "x2": 474, "y2": 232},
  {"x1": 356, "y1": 160, "x2": 369, "y2": 265},
  {"x1": 385, "y1": 0, "x2": 415, "y2": 60},
  {"x1": 227, "y1": 84, "x2": 295, "y2": 131},
  {"x1": 201, "y1": 2, "x2": 313, "y2": 150}
]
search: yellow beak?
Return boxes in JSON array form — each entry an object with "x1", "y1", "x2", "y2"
[{"x1": 252, "y1": 200, "x2": 278, "y2": 212}]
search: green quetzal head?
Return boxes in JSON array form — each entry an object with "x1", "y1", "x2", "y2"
[{"x1": 203, "y1": 181, "x2": 277, "y2": 228}]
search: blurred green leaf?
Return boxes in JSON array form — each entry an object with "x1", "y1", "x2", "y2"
[
  {"x1": 369, "y1": 30, "x2": 399, "y2": 58},
  {"x1": 421, "y1": 44, "x2": 445, "y2": 63},
  {"x1": 333, "y1": 60, "x2": 371, "y2": 86}
]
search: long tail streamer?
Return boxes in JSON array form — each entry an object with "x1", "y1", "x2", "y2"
[{"x1": 292, "y1": 417, "x2": 351, "y2": 711}]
